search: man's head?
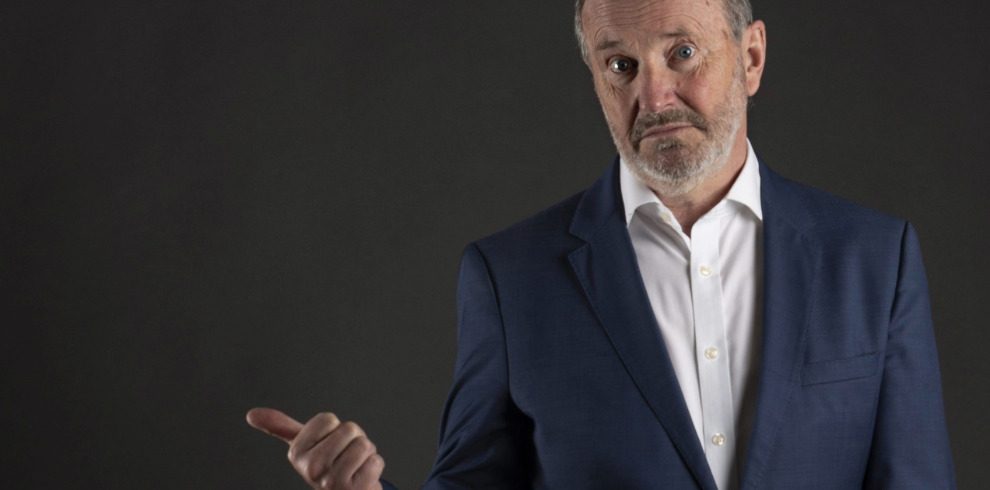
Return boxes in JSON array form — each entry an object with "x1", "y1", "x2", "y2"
[
  {"x1": 574, "y1": 0, "x2": 754, "y2": 60},
  {"x1": 575, "y1": 0, "x2": 766, "y2": 197}
]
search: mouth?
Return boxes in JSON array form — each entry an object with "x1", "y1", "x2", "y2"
[{"x1": 638, "y1": 123, "x2": 694, "y2": 140}]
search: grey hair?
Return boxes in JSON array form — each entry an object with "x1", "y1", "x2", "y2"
[{"x1": 574, "y1": 0, "x2": 754, "y2": 60}]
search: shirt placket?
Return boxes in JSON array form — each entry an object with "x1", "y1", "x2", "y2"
[{"x1": 689, "y1": 214, "x2": 736, "y2": 489}]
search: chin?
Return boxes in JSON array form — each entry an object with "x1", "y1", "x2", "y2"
[
  {"x1": 625, "y1": 155, "x2": 706, "y2": 198},
  {"x1": 629, "y1": 128, "x2": 738, "y2": 194}
]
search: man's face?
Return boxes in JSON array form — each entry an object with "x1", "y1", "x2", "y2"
[{"x1": 581, "y1": 0, "x2": 761, "y2": 196}]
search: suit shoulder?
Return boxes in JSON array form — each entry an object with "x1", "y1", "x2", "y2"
[
  {"x1": 469, "y1": 191, "x2": 584, "y2": 259},
  {"x1": 766, "y1": 169, "x2": 907, "y2": 238}
]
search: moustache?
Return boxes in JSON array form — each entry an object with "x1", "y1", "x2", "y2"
[{"x1": 631, "y1": 109, "x2": 708, "y2": 147}]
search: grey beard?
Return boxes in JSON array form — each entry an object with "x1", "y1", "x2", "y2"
[
  {"x1": 610, "y1": 56, "x2": 748, "y2": 197},
  {"x1": 619, "y1": 69, "x2": 747, "y2": 197},
  {"x1": 625, "y1": 114, "x2": 741, "y2": 198}
]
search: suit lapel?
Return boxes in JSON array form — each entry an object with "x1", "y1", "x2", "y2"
[
  {"x1": 739, "y1": 165, "x2": 820, "y2": 489},
  {"x1": 568, "y1": 161, "x2": 718, "y2": 490}
]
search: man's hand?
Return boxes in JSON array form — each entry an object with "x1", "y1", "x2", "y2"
[{"x1": 246, "y1": 407, "x2": 385, "y2": 490}]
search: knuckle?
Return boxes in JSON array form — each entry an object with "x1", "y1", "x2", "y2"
[
  {"x1": 317, "y1": 412, "x2": 340, "y2": 426},
  {"x1": 355, "y1": 436, "x2": 375, "y2": 454},
  {"x1": 304, "y1": 460, "x2": 322, "y2": 482},
  {"x1": 370, "y1": 453, "x2": 385, "y2": 471},
  {"x1": 318, "y1": 474, "x2": 335, "y2": 489},
  {"x1": 340, "y1": 421, "x2": 362, "y2": 437}
]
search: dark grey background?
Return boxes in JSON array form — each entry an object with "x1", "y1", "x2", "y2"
[{"x1": 4, "y1": 1, "x2": 987, "y2": 488}]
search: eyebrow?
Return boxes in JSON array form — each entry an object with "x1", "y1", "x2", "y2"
[{"x1": 594, "y1": 29, "x2": 692, "y2": 52}]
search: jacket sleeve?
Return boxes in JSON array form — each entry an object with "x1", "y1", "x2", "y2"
[
  {"x1": 863, "y1": 222, "x2": 956, "y2": 488},
  {"x1": 421, "y1": 243, "x2": 535, "y2": 489}
]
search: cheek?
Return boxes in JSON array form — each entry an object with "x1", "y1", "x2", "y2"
[
  {"x1": 602, "y1": 98, "x2": 635, "y2": 133},
  {"x1": 677, "y1": 55, "x2": 737, "y2": 112},
  {"x1": 678, "y1": 74, "x2": 724, "y2": 115},
  {"x1": 593, "y1": 78, "x2": 635, "y2": 123},
  {"x1": 593, "y1": 75, "x2": 628, "y2": 102},
  {"x1": 678, "y1": 83, "x2": 709, "y2": 109}
]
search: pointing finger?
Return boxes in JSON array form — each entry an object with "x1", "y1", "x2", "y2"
[{"x1": 246, "y1": 407, "x2": 303, "y2": 444}]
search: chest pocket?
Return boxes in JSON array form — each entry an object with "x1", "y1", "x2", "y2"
[{"x1": 801, "y1": 351, "x2": 882, "y2": 386}]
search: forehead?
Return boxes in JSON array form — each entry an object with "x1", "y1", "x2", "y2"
[{"x1": 582, "y1": 0, "x2": 730, "y2": 44}]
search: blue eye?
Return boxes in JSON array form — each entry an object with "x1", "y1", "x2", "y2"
[
  {"x1": 675, "y1": 45, "x2": 695, "y2": 59},
  {"x1": 608, "y1": 57, "x2": 635, "y2": 73}
]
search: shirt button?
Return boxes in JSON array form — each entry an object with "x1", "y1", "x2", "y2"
[
  {"x1": 699, "y1": 265, "x2": 712, "y2": 277},
  {"x1": 711, "y1": 433, "x2": 727, "y2": 446},
  {"x1": 704, "y1": 347, "x2": 719, "y2": 360}
]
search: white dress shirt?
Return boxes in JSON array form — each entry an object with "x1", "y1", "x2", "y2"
[{"x1": 620, "y1": 141, "x2": 763, "y2": 490}]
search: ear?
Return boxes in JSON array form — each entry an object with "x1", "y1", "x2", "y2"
[{"x1": 742, "y1": 20, "x2": 767, "y2": 96}]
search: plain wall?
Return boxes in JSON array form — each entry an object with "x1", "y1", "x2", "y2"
[{"x1": 4, "y1": 1, "x2": 988, "y2": 487}]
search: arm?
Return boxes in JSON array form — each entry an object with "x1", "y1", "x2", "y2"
[
  {"x1": 246, "y1": 244, "x2": 534, "y2": 489},
  {"x1": 422, "y1": 243, "x2": 535, "y2": 489},
  {"x1": 863, "y1": 222, "x2": 955, "y2": 488}
]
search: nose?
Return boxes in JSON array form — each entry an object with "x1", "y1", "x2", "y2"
[{"x1": 637, "y1": 63, "x2": 679, "y2": 113}]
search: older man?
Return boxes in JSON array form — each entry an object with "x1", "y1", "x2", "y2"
[{"x1": 247, "y1": 0, "x2": 955, "y2": 488}]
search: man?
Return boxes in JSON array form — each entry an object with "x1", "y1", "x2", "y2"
[{"x1": 246, "y1": 0, "x2": 956, "y2": 488}]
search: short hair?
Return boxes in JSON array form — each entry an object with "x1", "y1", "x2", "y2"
[{"x1": 574, "y1": 0, "x2": 754, "y2": 60}]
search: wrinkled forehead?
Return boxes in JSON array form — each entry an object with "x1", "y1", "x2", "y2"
[{"x1": 582, "y1": 0, "x2": 731, "y2": 45}]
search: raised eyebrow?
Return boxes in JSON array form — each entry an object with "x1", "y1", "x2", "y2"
[
  {"x1": 663, "y1": 28, "x2": 692, "y2": 40},
  {"x1": 594, "y1": 39, "x2": 623, "y2": 52},
  {"x1": 593, "y1": 29, "x2": 694, "y2": 53}
]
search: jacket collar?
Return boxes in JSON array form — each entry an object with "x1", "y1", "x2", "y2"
[
  {"x1": 567, "y1": 157, "x2": 819, "y2": 490},
  {"x1": 567, "y1": 158, "x2": 717, "y2": 489},
  {"x1": 619, "y1": 140, "x2": 764, "y2": 227}
]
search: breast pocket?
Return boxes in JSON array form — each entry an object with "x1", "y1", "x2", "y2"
[{"x1": 801, "y1": 351, "x2": 882, "y2": 386}]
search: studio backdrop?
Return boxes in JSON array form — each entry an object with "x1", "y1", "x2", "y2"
[{"x1": 4, "y1": 1, "x2": 987, "y2": 488}]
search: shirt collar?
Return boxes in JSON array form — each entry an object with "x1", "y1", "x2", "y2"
[{"x1": 620, "y1": 139, "x2": 763, "y2": 226}]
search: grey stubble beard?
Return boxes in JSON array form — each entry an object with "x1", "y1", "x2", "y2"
[{"x1": 613, "y1": 62, "x2": 748, "y2": 198}]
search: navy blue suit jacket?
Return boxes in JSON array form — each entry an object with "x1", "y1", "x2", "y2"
[{"x1": 410, "y1": 160, "x2": 954, "y2": 489}]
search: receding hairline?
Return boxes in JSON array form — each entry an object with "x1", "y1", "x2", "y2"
[{"x1": 574, "y1": 0, "x2": 754, "y2": 60}]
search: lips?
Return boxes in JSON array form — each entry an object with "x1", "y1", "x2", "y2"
[
  {"x1": 630, "y1": 109, "x2": 709, "y2": 150},
  {"x1": 639, "y1": 123, "x2": 693, "y2": 140}
]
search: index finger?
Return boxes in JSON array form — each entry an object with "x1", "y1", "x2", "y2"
[{"x1": 246, "y1": 407, "x2": 303, "y2": 444}]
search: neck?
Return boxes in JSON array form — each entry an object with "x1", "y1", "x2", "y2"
[{"x1": 652, "y1": 134, "x2": 749, "y2": 236}]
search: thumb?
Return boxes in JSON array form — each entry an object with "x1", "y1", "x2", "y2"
[{"x1": 246, "y1": 407, "x2": 303, "y2": 444}]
